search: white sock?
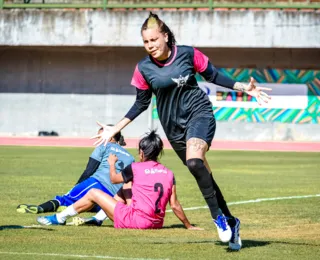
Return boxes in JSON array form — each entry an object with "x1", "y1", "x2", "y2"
[
  {"x1": 93, "y1": 209, "x2": 108, "y2": 221},
  {"x1": 56, "y1": 205, "x2": 78, "y2": 223}
]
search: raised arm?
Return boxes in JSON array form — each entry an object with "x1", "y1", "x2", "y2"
[
  {"x1": 193, "y1": 48, "x2": 271, "y2": 105},
  {"x1": 169, "y1": 184, "x2": 203, "y2": 230}
]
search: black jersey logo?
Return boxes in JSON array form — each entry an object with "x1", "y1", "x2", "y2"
[{"x1": 171, "y1": 74, "x2": 189, "y2": 88}]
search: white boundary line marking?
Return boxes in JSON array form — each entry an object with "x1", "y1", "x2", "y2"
[
  {"x1": 1, "y1": 194, "x2": 319, "y2": 259},
  {"x1": 167, "y1": 194, "x2": 320, "y2": 212},
  {"x1": 0, "y1": 252, "x2": 169, "y2": 260}
]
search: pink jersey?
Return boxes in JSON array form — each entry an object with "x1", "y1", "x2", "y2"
[
  {"x1": 114, "y1": 161, "x2": 174, "y2": 229},
  {"x1": 131, "y1": 161, "x2": 174, "y2": 223}
]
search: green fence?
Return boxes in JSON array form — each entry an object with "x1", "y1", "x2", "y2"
[{"x1": 1, "y1": 0, "x2": 320, "y2": 10}]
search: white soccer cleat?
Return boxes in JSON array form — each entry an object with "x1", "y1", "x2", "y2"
[
  {"x1": 37, "y1": 215, "x2": 65, "y2": 226},
  {"x1": 213, "y1": 215, "x2": 232, "y2": 242},
  {"x1": 229, "y1": 218, "x2": 242, "y2": 251}
]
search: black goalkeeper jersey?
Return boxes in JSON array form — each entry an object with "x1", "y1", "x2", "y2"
[{"x1": 130, "y1": 45, "x2": 214, "y2": 141}]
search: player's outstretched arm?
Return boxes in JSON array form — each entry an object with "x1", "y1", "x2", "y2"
[
  {"x1": 169, "y1": 185, "x2": 203, "y2": 230},
  {"x1": 201, "y1": 63, "x2": 271, "y2": 105},
  {"x1": 194, "y1": 48, "x2": 271, "y2": 105},
  {"x1": 236, "y1": 77, "x2": 272, "y2": 105},
  {"x1": 91, "y1": 86, "x2": 152, "y2": 147},
  {"x1": 91, "y1": 118, "x2": 132, "y2": 147}
]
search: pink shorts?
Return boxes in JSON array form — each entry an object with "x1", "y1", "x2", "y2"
[{"x1": 114, "y1": 202, "x2": 163, "y2": 229}]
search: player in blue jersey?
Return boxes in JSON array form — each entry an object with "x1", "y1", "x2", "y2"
[
  {"x1": 91, "y1": 13, "x2": 271, "y2": 250},
  {"x1": 17, "y1": 127, "x2": 135, "y2": 225}
]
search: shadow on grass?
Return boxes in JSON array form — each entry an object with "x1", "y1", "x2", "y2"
[
  {"x1": 0, "y1": 225, "x2": 54, "y2": 231},
  {"x1": 216, "y1": 239, "x2": 320, "y2": 252},
  {"x1": 215, "y1": 240, "x2": 270, "y2": 252},
  {"x1": 162, "y1": 224, "x2": 194, "y2": 229},
  {"x1": 268, "y1": 240, "x2": 320, "y2": 247},
  {"x1": 151, "y1": 240, "x2": 217, "y2": 245}
]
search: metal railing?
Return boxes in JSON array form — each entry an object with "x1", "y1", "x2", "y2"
[{"x1": 1, "y1": 0, "x2": 319, "y2": 10}]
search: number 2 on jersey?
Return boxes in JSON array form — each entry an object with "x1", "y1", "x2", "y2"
[{"x1": 154, "y1": 183, "x2": 164, "y2": 214}]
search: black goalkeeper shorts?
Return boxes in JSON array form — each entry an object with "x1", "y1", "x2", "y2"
[{"x1": 168, "y1": 115, "x2": 216, "y2": 165}]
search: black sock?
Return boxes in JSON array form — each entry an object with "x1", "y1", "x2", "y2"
[
  {"x1": 204, "y1": 190, "x2": 221, "y2": 220},
  {"x1": 210, "y1": 173, "x2": 236, "y2": 227},
  {"x1": 38, "y1": 200, "x2": 60, "y2": 213},
  {"x1": 187, "y1": 159, "x2": 220, "y2": 219}
]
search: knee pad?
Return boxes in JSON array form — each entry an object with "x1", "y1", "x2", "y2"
[
  {"x1": 186, "y1": 158, "x2": 215, "y2": 198},
  {"x1": 186, "y1": 158, "x2": 206, "y2": 179}
]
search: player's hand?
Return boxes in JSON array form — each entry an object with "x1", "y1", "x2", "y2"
[
  {"x1": 107, "y1": 154, "x2": 118, "y2": 165},
  {"x1": 245, "y1": 77, "x2": 272, "y2": 105},
  {"x1": 91, "y1": 121, "x2": 117, "y2": 146},
  {"x1": 187, "y1": 225, "x2": 204, "y2": 230}
]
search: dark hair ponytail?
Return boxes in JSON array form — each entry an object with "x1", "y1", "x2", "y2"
[
  {"x1": 106, "y1": 124, "x2": 126, "y2": 146},
  {"x1": 118, "y1": 135, "x2": 126, "y2": 146},
  {"x1": 139, "y1": 130, "x2": 163, "y2": 161},
  {"x1": 141, "y1": 12, "x2": 176, "y2": 48}
]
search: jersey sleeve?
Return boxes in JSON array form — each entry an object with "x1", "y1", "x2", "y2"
[
  {"x1": 89, "y1": 145, "x2": 104, "y2": 162},
  {"x1": 121, "y1": 164, "x2": 134, "y2": 183},
  {"x1": 193, "y1": 48, "x2": 209, "y2": 73},
  {"x1": 131, "y1": 64, "x2": 150, "y2": 90},
  {"x1": 124, "y1": 87, "x2": 152, "y2": 120},
  {"x1": 200, "y1": 61, "x2": 236, "y2": 89}
]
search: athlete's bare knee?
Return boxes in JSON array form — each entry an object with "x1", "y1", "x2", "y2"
[
  {"x1": 87, "y1": 188, "x2": 100, "y2": 200},
  {"x1": 186, "y1": 138, "x2": 207, "y2": 159}
]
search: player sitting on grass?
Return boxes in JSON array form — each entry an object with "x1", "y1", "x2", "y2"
[
  {"x1": 37, "y1": 130, "x2": 202, "y2": 230},
  {"x1": 16, "y1": 127, "x2": 134, "y2": 227}
]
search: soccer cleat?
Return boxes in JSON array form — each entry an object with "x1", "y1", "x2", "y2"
[
  {"x1": 17, "y1": 204, "x2": 43, "y2": 214},
  {"x1": 229, "y1": 218, "x2": 242, "y2": 251},
  {"x1": 70, "y1": 217, "x2": 103, "y2": 226},
  {"x1": 214, "y1": 215, "x2": 232, "y2": 242},
  {"x1": 37, "y1": 215, "x2": 65, "y2": 226}
]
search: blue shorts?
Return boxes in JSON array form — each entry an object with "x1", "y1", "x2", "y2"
[{"x1": 54, "y1": 177, "x2": 113, "y2": 212}]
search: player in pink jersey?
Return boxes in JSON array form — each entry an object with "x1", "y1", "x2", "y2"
[{"x1": 37, "y1": 130, "x2": 202, "y2": 230}]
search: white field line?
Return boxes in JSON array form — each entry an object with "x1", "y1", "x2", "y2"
[
  {"x1": 166, "y1": 194, "x2": 320, "y2": 212},
  {"x1": 0, "y1": 252, "x2": 169, "y2": 260},
  {"x1": 1, "y1": 194, "x2": 319, "y2": 259}
]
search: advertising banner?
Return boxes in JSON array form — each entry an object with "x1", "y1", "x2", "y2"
[{"x1": 152, "y1": 69, "x2": 320, "y2": 124}]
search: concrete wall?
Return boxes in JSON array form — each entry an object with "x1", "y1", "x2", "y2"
[
  {"x1": 1, "y1": 47, "x2": 319, "y2": 96},
  {"x1": 1, "y1": 9, "x2": 319, "y2": 48},
  {"x1": 0, "y1": 47, "x2": 141, "y2": 95},
  {"x1": 0, "y1": 93, "x2": 153, "y2": 138},
  {"x1": 1, "y1": 9, "x2": 319, "y2": 141},
  {"x1": 1, "y1": 46, "x2": 319, "y2": 140},
  {"x1": 2, "y1": 92, "x2": 320, "y2": 141}
]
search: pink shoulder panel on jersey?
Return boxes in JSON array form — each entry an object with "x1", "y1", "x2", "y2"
[
  {"x1": 131, "y1": 65, "x2": 149, "y2": 90},
  {"x1": 193, "y1": 48, "x2": 209, "y2": 73}
]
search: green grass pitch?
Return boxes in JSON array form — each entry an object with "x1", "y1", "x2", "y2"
[{"x1": 0, "y1": 146, "x2": 319, "y2": 260}]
